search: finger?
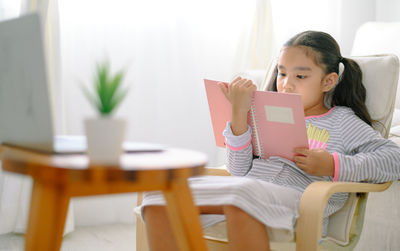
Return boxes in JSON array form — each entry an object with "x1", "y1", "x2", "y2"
[
  {"x1": 217, "y1": 81, "x2": 228, "y2": 88},
  {"x1": 294, "y1": 148, "x2": 309, "y2": 156},
  {"x1": 296, "y1": 162, "x2": 307, "y2": 171},
  {"x1": 229, "y1": 77, "x2": 242, "y2": 88},
  {"x1": 237, "y1": 78, "x2": 248, "y2": 87},
  {"x1": 230, "y1": 78, "x2": 244, "y2": 88},
  {"x1": 249, "y1": 82, "x2": 257, "y2": 91},
  {"x1": 247, "y1": 79, "x2": 253, "y2": 85},
  {"x1": 294, "y1": 156, "x2": 307, "y2": 164},
  {"x1": 231, "y1": 76, "x2": 242, "y2": 84},
  {"x1": 244, "y1": 79, "x2": 253, "y2": 87},
  {"x1": 294, "y1": 160, "x2": 307, "y2": 169},
  {"x1": 241, "y1": 80, "x2": 256, "y2": 93},
  {"x1": 218, "y1": 82, "x2": 229, "y2": 99}
]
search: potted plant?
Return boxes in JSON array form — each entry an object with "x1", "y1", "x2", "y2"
[{"x1": 82, "y1": 61, "x2": 129, "y2": 165}]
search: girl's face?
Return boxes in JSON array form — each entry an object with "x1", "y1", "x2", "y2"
[{"x1": 276, "y1": 46, "x2": 336, "y2": 115}]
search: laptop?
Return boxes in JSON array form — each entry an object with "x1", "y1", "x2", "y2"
[{"x1": 0, "y1": 13, "x2": 164, "y2": 154}]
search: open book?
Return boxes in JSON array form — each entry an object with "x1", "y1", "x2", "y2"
[{"x1": 204, "y1": 79, "x2": 308, "y2": 161}]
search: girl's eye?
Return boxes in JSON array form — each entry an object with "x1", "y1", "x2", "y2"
[
  {"x1": 278, "y1": 72, "x2": 286, "y2": 77},
  {"x1": 297, "y1": 75, "x2": 306, "y2": 79}
]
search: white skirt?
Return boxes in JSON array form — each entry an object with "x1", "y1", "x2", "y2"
[{"x1": 140, "y1": 175, "x2": 302, "y2": 240}]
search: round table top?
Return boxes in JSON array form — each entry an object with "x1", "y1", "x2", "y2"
[{"x1": 0, "y1": 145, "x2": 208, "y2": 183}]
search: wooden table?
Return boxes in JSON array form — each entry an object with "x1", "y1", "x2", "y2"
[{"x1": 0, "y1": 145, "x2": 208, "y2": 251}]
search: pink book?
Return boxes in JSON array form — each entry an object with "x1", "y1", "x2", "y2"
[{"x1": 204, "y1": 79, "x2": 308, "y2": 161}]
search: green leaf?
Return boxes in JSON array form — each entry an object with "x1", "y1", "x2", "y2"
[
  {"x1": 81, "y1": 83, "x2": 101, "y2": 113},
  {"x1": 104, "y1": 71, "x2": 124, "y2": 112},
  {"x1": 81, "y1": 60, "x2": 129, "y2": 116},
  {"x1": 108, "y1": 88, "x2": 129, "y2": 115}
]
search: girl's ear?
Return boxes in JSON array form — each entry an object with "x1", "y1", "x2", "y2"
[{"x1": 322, "y1": 72, "x2": 338, "y2": 92}]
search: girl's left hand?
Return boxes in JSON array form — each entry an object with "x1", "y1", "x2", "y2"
[{"x1": 293, "y1": 148, "x2": 334, "y2": 177}]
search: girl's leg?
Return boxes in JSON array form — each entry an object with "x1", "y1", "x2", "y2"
[
  {"x1": 224, "y1": 205, "x2": 270, "y2": 251},
  {"x1": 143, "y1": 205, "x2": 223, "y2": 251},
  {"x1": 143, "y1": 205, "x2": 270, "y2": 251},
  {"x1": 143, "y1": 206, "x2": 178, "y2": 251}
]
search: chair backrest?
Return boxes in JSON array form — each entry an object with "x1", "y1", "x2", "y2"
[
  {"x1": 323, "y1": 54, "x2": 399, "y2": 247},
  {"x1": 350, "y1": 55, "x2": 399, "y2": 137}
]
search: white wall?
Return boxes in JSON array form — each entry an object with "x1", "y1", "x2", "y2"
[
  {"x1": 270, "y1": 0, "x2": 377, "y2": 56},
  {"x1": 376, "y1": 0, "x2": 400, "y2": 21},
  {"x1": 337, "y1": 0, "x2": 376, "y2": 55},
  {"x1": 0, "y1": 0, "x2": 20, "y2": 20}
]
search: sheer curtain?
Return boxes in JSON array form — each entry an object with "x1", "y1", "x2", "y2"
[
  {"x1": 58, "y1": 0, "x2": 271, "y2": 166},
  {"x1": 59, "y1": 0, "x2": 274, "y2": 228}
]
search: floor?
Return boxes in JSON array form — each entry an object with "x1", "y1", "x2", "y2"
[{"x1": 0, "y1": 223, "x2": 136, "y2": 251}]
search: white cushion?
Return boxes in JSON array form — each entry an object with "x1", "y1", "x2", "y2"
[
  {"x1": 389, "y1": 133, "x2": 400, "y2": 146},
  {"x1": 349, "y1": 55, "x2": 399, "y2": 138},
  {"x1": 390, "y1": 125, "x2": 400, "y2": 137},
  {"x1": 322, "y1": 193, "x2": 359, "y2": 245},
  {"x1": 391, "y1": 108, "x2": 400, "y2": 128}
]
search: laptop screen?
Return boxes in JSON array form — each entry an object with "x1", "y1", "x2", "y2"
[{"x1": 0, "y1": 13, "x2": 55, "y2": 152}]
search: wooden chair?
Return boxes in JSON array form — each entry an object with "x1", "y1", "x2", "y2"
[{"x1": 135, "y1": 54, "x2": 399, "y2": 251}]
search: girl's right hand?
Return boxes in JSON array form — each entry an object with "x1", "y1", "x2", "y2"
[
  {"x1": 218, "y1": 76, "x2": 257, "y2": 136},
  {"x1": 218, "y1": 76, "x2": 257, "y2": 114}
]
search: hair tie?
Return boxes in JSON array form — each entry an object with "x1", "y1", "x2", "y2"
[{"x1": 339, "y1": 57, "x2": 344, "y2": 63}]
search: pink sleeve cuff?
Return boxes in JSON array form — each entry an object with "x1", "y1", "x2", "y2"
[
  {"x1": 332, "y1": 152, "x2": 340, "y2": 182},
  {"x1": 225, "y1": 138, "x2": 252, "y2": 151}
]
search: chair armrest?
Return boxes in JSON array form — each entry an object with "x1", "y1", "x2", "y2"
[
  {"x1": 296, "y1": 181, "x2": 392, "y2": 251},
  {"x1": 203, "y1": 167, "x2": 231, "y2": 176}
]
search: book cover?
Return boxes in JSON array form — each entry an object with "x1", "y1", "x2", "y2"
[{"x1": 204, "y1": 79, "x2": 308, "y2": 161}]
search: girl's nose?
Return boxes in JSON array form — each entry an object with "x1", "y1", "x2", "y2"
[{"x1": 282, "y1": 77, "x2": 294, "y2": 92}]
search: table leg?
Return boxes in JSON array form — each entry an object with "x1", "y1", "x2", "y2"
[
  {"x1": 163, "y1": 179, "x2": 207, "y2": 251},
  {"x1": 25, "y1": 180, "x2": 70, "y2": 251}
]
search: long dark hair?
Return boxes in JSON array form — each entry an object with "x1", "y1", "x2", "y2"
[{"x1": 267, "y1": 31, "x2": 374, "y2": 126}]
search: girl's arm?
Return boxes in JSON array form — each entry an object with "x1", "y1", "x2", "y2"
[
  {"x1": 334, "y1": 113, "x2": 400, "y2": 183},
  {"x1": 223, "y1": 122, "x2": 253, "y2": 176},
  {"x1": 218, "y1": 77, "x2": 256, "y2": 135},
  {"x1": 219, "y1": 77, "x2": 257, "y2": 176}
]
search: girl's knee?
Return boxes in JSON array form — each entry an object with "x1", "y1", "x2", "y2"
[
  {"x1": 223, "y1": 205, "x2": 262, "y2": 225},
  {"x1": 223, "y1": 205, "x2": 246, "y2": 216}
]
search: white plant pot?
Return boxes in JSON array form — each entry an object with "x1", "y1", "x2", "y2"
[{"x1": 84, "y1": 117, "x2": 127, "y2": 165}]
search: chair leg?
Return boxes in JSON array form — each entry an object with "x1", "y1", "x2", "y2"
[
  {"x1": 136, "y1": 215, "x2": 150, "y2": 251},
  {"x1": 136, "y1": 193, "x2": 150, "y2": 251}
]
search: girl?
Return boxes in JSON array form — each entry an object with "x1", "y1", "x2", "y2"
[{"x1": 142, "y1": 31, "x2": 400, "y2": 251}]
